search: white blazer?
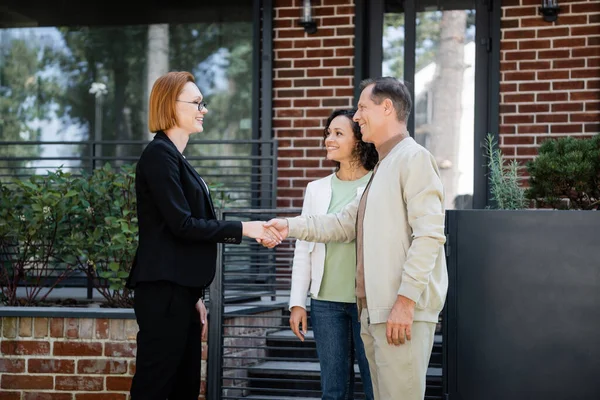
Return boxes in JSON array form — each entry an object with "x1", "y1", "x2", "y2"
[{"x1": 288, "y1": 173, "x2": 369, "y2": 310}]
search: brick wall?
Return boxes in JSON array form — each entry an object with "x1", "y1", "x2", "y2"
[
  {"x1": 0, "y1": 316, "x2": 208, "y2": 399},
  {"x1": 273, "y1": 0, "x2": 356, "y2": 208},
  {"x1": 499, "y1": 0, "x2": 600, "y2": 165}
]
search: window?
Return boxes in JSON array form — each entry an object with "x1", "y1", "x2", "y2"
[{"x1": 0, "y1": 1, "x2": 261, "y2": 207}]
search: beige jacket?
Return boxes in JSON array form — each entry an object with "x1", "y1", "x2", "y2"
[{"x1": 288, "y1": 137, "x2": 448, "y2": 324}]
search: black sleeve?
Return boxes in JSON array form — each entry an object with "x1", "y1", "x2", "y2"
[{"x1": 139, "y1": 143, "x2": 243, "y2": 244}]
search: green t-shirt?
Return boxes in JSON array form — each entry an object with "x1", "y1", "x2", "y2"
[{"x1": 317, "y1": 171, "x2": 373, "y2": 303}]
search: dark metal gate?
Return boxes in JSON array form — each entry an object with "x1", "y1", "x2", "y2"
[{"x1": 444, "y1": 210, "x2": 600, "y2": 400}]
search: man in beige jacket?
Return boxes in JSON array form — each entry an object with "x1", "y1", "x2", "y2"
[{"x1": 265, "y1": 77, "x2": 448, "y2": 400}]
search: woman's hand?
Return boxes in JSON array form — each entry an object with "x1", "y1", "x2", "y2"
[
  {"x1": 195, "y1": 299, "x2": 208, "y2": 340},
  {"x1": 289, "y1": 306, "x2": 308, "y2": 342},
  {"x1": 242, "y1": 221, "x2": 282, "y2": 247}
]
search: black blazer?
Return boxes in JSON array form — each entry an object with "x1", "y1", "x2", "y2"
[{"x1": 126, "y1": 131, "x2": 242, "y2": 290}]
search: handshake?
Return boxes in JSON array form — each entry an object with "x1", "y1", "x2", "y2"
[{"x1": 241, "y1": 218, "x2": 289, "y2": 248}]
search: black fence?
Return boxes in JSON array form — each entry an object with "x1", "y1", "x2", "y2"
[
  {"x1": 444, "y1": 209, "x2": 600, "y2": 400},
  {"x1": 0, "y1": 138, "x2": 278, "y2": 209},
  {"x1": 207, "y1": 209, "x2": 444, "y2": 400}
]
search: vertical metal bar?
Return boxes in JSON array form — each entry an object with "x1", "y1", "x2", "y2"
[
  {"x1": 473, "y1": 0, "x2": 499, "y2": 209},
  {"x1": 353, "y1": 0, "x2": 366, "y2": 102},
  {"x1": 207, "y1": 211, "x2": 225, "y2": 400},
  {"x1": 443, "y1": 210, "x2": 458, "y2": 398},
  {"x1": 404, "y1": 0, "x2": 416, "y2": 138},
  {"x1": 368, "y1": 0, "x2": 385, "y2": 79},
  {"x1": 251, "y1": 0, "x2": 262, "y2": 209},
  {"x1": 260, "y1": 0, "x2": 274, "y2": 208}
]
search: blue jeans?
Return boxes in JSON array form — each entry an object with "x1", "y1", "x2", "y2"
[{"x1": 310, "y1": 299, "x2": 374, "y2": 400}]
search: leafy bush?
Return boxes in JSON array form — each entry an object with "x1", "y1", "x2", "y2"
[
  {"x1": 68, "y1": 164, "x2": 138, "y2": 308},
  {"x1": 484, "y1": 133, "x2": 528, "y2": 210},
  {"x1": 526, "y1": 135, "x2": 600, "y2": 210},
  {"x1": 0, "y1": 171, "x2": 80, "y2": 306},
  {"x1": 1, "y1": 162, "x2": 234, "y2": 307}
]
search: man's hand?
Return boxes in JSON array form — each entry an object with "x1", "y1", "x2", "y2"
[
  {"x1": 289, "y1": 306, "x2": 308, "y2": 342},
  {"x1": 195, "y1": 299, "x2": 208, "y2": 340},
  {"x1": 262, "y1": 218, "x2": 289, "y2": 248},
  {"x1": 386, "y1": 295, "x2": 416, "y2": 346},
  {"x1": 241, "y1": 221, "x2": 282, "y2": 247}
]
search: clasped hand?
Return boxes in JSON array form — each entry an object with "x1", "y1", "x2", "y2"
[{"x1": 241, "y1": 220, "x2": 284, "y2": 246}]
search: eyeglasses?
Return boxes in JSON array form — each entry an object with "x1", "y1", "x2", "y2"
[{"x1": 176, "y1": 100, "x2": 208, "y2": 111}]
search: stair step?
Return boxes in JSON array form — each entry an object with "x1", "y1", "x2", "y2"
[{"x1": 248, "y1": 361, "x2": 442, "y2": 378}]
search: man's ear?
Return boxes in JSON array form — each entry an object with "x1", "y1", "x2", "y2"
[{"x1": 383, "y1": 98, "x2": 394, "y2": 115}]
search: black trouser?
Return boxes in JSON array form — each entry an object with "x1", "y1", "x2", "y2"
[{"x1": 130, "y1": 281, "x2": 203, "y2": 400}]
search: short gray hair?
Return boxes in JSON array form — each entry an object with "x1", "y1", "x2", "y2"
[{"x1": 360, "y1": 77, "x2": 412, "y2": 122}]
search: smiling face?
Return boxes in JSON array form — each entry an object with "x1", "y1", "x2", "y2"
[
  {"x1": 324, "y1": 115, "x2": 358, "y2": 164},
  {"x1": 175, "y1": 81, "x2": 208, "y2": 134},
  {"x1": 353, "y1": 84, "x2": 387, "y2": 146}
]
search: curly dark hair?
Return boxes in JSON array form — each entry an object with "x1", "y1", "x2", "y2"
[{"x1": 323, "y1": 109, "x2": 379, "y2": 171}]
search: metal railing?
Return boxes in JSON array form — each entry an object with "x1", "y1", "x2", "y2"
[{"x1": 207, "y1": 209, "x2": 375, "y2": 400}]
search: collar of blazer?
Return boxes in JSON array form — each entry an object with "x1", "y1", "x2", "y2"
[{"x1": 153, "y1": 131, "x2": 216, "y2": 216}]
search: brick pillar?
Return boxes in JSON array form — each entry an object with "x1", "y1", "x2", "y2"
[
  {"x1": 499, "y1": 0, "x2": 600, "y2": 167},
  {"x1": 273, "y1": 0, "x2": 356, "y2": 208}
]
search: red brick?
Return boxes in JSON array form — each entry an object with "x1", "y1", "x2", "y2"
[
  {"x1": 553, "y1": 38, "x2": 586, "y2": 48},
  {"x1": 504, "y1": 115, "x2": 534, "y2": 124},
  {"x1": 50, "y1": 318, "x2": 64, "y2": 337},
  {"x1": 537, "y1": 49, "x2": 570, "y2": 59},
  {"x1": 553, "y1": 59, "x2": 586, "y2": 69},
  {"x1": 519, "y1": 104, "x2": 549, "y2": 113},
  {"x1": 324, "y1": 58, "x2": 352, "y2": 67},
  {"x1": 571, "y1": 113, "x2": 600, "y2": 122},
  {"x1": 537, "y1": 114, "x2": 569, "y2": 123},
  {"x1": 505, "y1": 50, "x2": 536, "y2": 61},
  {"x1": 33, "y1": 318, "x2": 48, "y2": 338},
  {"x1": 55, "y1": 376, "x2": 103, "y2": 391},
  {"x1": 551, "y1": 124, "x2": 584, "y2": 134},
  {"x1": 77, "y1": 359, "x2": 128, "y2": 375},
  {"x1": 95, "y1": 319, "x2": 109, "y2": 339},
  {"x1": 552, "y1": 102, "x2": 584, "y2": 112},
  {"x1": 0, "y1": 359, "x2": 25, "y2": 373},
  {"x1": 53, "y1": 342, "x2": 102, "y2": 357},
  {"x1": 537, "y1": 92, "x2": 569, "y2": 102},
  {"x1": 537, "y1": 70, "x2": 569, "y2": 80},
  {"x1": 555, "y1": 15, "x2": 588, "y2": 25},
  {"x1": 106, "y1": 376, "x2": 134, "y2": 391},
  {"x1": 76, "y1": 395, "x2": 127, "y2": 400},
  {"x1": 24, "y1": 394, "x2": 72, "y2": 400},
  {"x1": 519, "y1": 82, "x2": 551, "y2": 92},
  {"x1": 571, "y1": 25, "x2": 600, "y2": 36},
  {"x1": 1, "y1": 375, "x2": 53, "y2": 390},
  {"x1": 504, "y1": 30, "x2": 535, "y2": 40},
  {"x1": 517, "y1": 125, "x2": 549, "y2": 134},
  {"x1": 504, "y1": 71, "x2": 535, "y2": 81},
  {"x1": 572, "y1": 47, "x2": 600, "y2": 57},
  {"x1": 0, "y1": 393, "x2": 21, "y2": 400},
  {"x1": 307, "y1": 49, "x2": 334, "y2": 58},
  {"x1": 571, "y1": 69, "x2": 600, "y2": 79},
  {"x1": 552, "y1": 81, "x2": 585, "y2": 91},
  {"x1": 65, "y1": 318, "x2": 79, "y2": 339},
  {"x1": 571, "y1": 91, "x2": 600, "y2": 101},
  {"x1": 29, "y1": 359, "x2": 75, "y2": 374},
  {"x1": 293, "y1": 39, "x2": 323, "y2": 48},
  {"x1": 503, "y1": 135, "x2": 536, "y2": 145},
  {"x1": 537, "y1": 27, "x2": 570, "y2": 38},
  {"x1": 572, "y1": 2, "x2": 600, "y2": 13},
  {"x1": 293, "y1": 119, "x2": 321, "y2": 128},
  {"x1": 519, "y1": 61, "x2": 551, "y2": 70},
  {"x1": 294, "y1": 59, "x2": 321, "y2": 68},
  {"x1": 278, "y1": 69, "x2": 304, "y2": 78},
  {"x1": 505, "y1": 6, "x2": 537, "y2": 17},
  {"x1": 1, "y1": 340, "x2": 50, "y2": 355}
]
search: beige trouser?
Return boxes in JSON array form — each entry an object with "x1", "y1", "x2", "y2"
[{"x1": 360, "y1": 308, "x2": 436, "y2": 400}]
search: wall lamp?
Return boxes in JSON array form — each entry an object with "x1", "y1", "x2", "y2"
[
  {"x1": 539, "y1": 0, "x2": 560, "y2": 22},
  {"x1": 298, "y1": 0, "x2": 318, "y2": 34}
]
